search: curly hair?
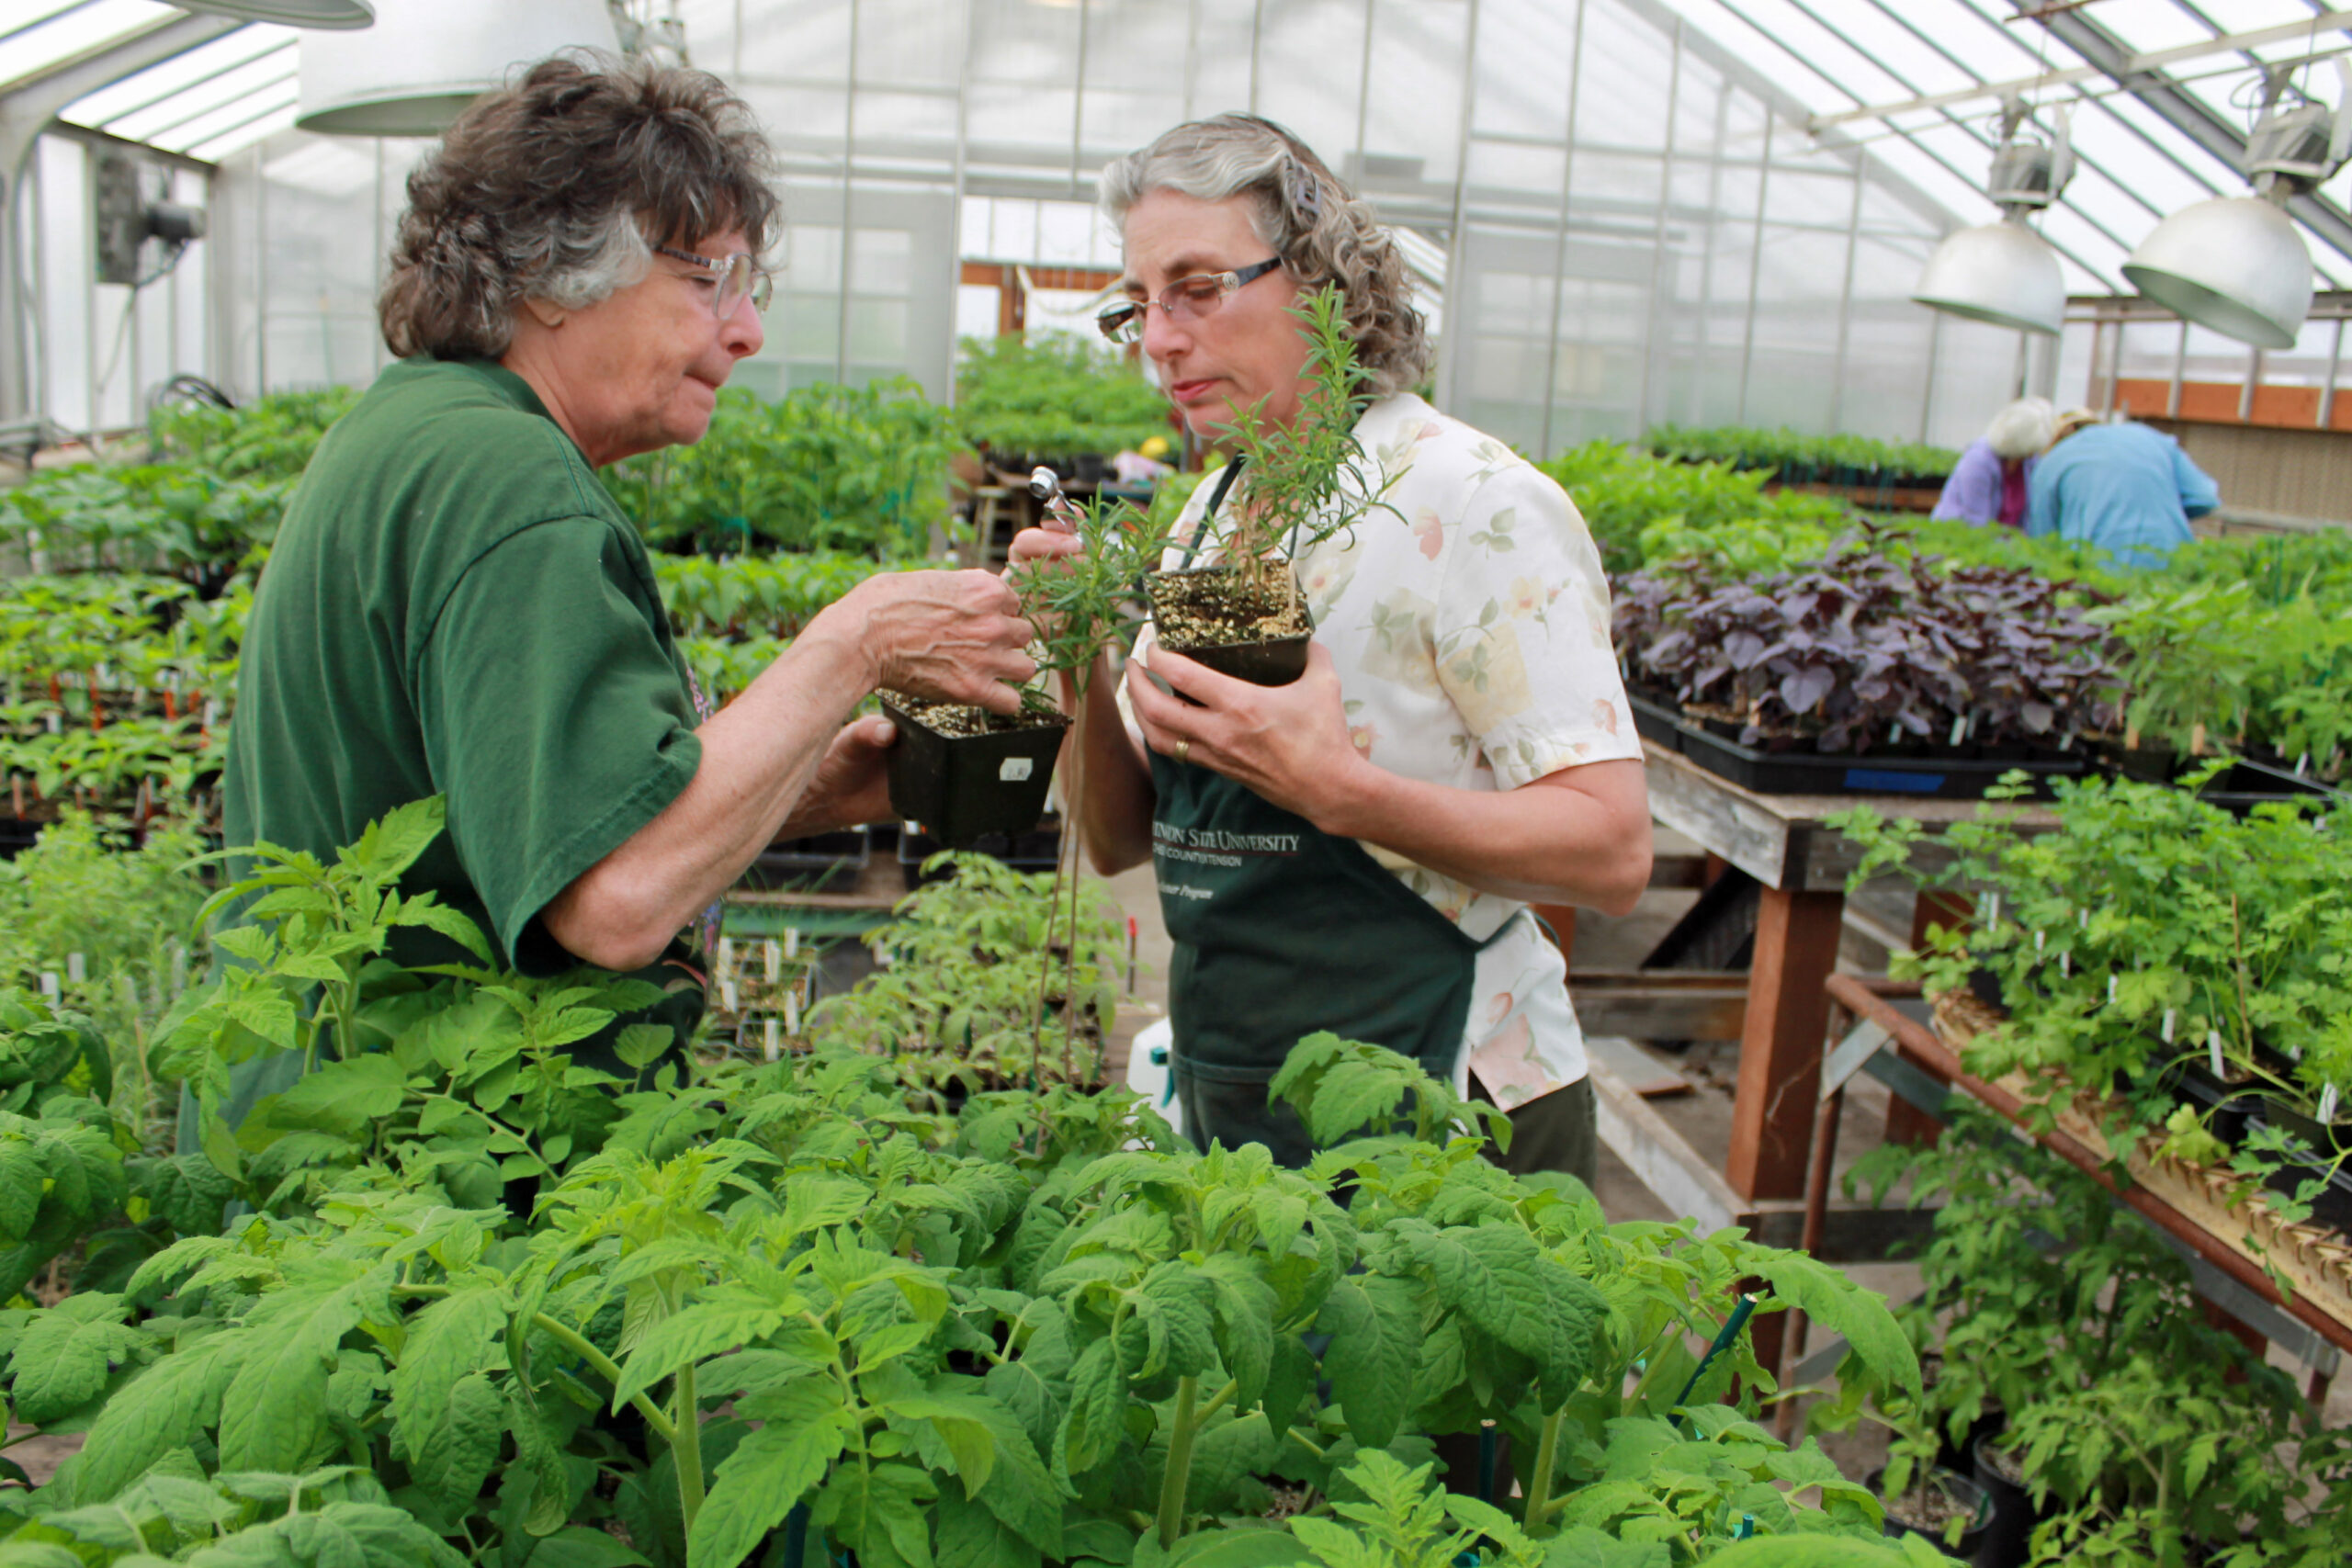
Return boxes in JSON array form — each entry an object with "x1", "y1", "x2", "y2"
[
  {"x1": 1097, "y1": 114, "x2": 1432, "y2": 399},
  {"x1": 380, "y1": 53, "x2": 779, "y2": 360}
]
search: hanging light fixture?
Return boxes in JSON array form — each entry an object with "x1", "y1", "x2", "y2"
[
  {"x1": 1913, "y1": 100, "x2": 2074, "y2": 336},
  {"x1": 170, "y1": 0, "x2": 374, "y2": 25},
  {"x1": 295, "y1": 0, "x2": 620, "y2": 136},
  {"x1": 2122, "y1": 62, "x2": 2352, "y2": 351}
]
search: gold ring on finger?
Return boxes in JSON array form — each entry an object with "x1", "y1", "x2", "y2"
[{"x1": 1174, "y1": 739, "x2": 1190, "y2": 765}]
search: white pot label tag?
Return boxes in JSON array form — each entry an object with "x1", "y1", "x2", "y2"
[
  {"x1": 1000, "y1": 758, "x2": 1035, "y2": 782},
  {"x1": 2208, "y1": 1031, "x2": 2225, "y2": 1078}
]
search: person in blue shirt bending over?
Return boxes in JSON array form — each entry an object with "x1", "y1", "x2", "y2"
[{"x1": 2025, "y1": 408, "x2": 2221, "y2": 569}]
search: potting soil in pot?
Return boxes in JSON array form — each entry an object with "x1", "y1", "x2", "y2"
[
  {"x1": 1884, "y1": 1480, "x2": 1975, "y2": 1536},
  {"x1": 1148, "y1": 567, "x2": 1310, "y2": 651},
  {"x1": 885, "y1": 693, "x2": 1066, "y2": 738}
]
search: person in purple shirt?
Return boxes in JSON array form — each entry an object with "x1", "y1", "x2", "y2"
[{"x1": 1932, "y1": 397, "x2": 2055, "y2": 529}]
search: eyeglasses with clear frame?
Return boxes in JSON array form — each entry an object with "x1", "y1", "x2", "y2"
[
  {"x1": 1095, "y1": 256, "x2": 1283, "y2": 345},
  {"x1": 654, "y1": 243, "x2": 774, "y2": 317}
]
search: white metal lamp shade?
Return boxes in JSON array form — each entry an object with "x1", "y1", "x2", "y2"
[
  {"x1": 1911, "y1": 220, "x2": 2066, "y2": 336},
  {"x1": 172, "y1": 0, "x2": 374, "y2": 25},
  {"x1": 296, "y1": 0, "x2": 619, "y2": 136},
  {"x1": 2121, "y1": 196, "x2": 2313, "y2": 352}
]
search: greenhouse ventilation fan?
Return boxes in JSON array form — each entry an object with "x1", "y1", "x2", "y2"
[
  {"x1": 2123, "y1": 62, "x2": 2352, "y2": 351},
  {"x1": 1911, "y1": 100, "x2": 2073, "y2": 337}
]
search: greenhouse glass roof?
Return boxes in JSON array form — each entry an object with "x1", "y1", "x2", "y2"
[
  {"x1": 9, "y1": 1, "x2": 2351, "y2": 289},
  {"x1": 1652, "y1": 0, "x2": 2352, "y2": 290}
]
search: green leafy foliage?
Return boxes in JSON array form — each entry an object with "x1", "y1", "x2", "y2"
[
  {"x1": 1843, "y1": 1111, "x2": 2338, "y2": 1562},
  {"x1": 1644, "y1": 425, "x2": 1959, "y2": 486},
  {"x1": 954, "y1": 333, "x2": 1171, "y2": 459},
  {"x1": 1830, "y1": 774, "x2": 2352, "y2": 1185},
  {"x1": 809, "y1": 852, "x2": 1127, "y2": 1093},
  {"x1": 1532, "y1": 443, "x2": 1850, "y2": 577},
  {"x1": 0, "y1": 804, "x2": 1926, "y2": 1568},
  {"x1": 605, "y1": 380, "x2": 965, "y2": 558}
]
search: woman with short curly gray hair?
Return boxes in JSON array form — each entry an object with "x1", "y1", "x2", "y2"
[
  {"x1": 219, "y1": 54, "x2": 1034, "y2": 1104},
  {"x1": 1013, "y1": 114, "x2": 1652, "y2": 1187}
]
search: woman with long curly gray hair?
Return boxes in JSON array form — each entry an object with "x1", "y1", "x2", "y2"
[
  {"x1": 218, "y1": 55, "x2": 1034, "y2": 1105},
  {"x1": 1013, "y1": 114, "x2": 1652, "y2": 1184}
]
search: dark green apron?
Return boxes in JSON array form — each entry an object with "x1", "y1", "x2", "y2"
[{"x1": 1152, "y1": 464, "x2": 1504, "y2": 1166}]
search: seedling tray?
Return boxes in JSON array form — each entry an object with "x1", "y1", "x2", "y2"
[
  {"x1": 2248, "y1": 1118, "x2": 2352, "y2": 1233},
  {"x1": 739, "y1": 828, "x2": 871, "y2": 892},
  {"x1": 1627, "y1": 694, "x2": 2088, "y2": 798},
  {"x1": 897, "y1": 818, "x2": 1064, "y2": 890},
  {"x1": 2095, "y1": 745, "x2": 2342, "y2": 817}
]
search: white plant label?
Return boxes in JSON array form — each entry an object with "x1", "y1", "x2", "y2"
[
  {"x1": 2162, "y1": 1008, "x2": 2176, "y2": 1043},
  {"x1": 1949, "y1": 714, "x2": 1967, "y2": 748},
  {"x1": 2107, "y1": 974, "x2": 2118, "y2": 1004},
  {"x1": 1000, "y1": 758, "x2": 1035, "y2": 782},
  {"x1": 2323, "y1": 1084, "x2": 2342, "y2": 1124},
  {"x1": 763, "y1": 1018, "x2": 780, "y2": 1063},
  {"x1": 2208, "y1": 1031, "x2": 2225, "y2": 1078}
]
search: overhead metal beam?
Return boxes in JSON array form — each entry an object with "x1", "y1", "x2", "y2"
[
  {"x1": 2034, "y1": 2, "x2": 2352, "y2": 265},
  {"x1": 1812, "y1": 12, "x2": 2352, "y2": 130}
]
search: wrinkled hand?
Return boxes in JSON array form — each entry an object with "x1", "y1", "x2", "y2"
[
  {"x1": 784, "y1": 715, "x2": 898, "y2": 834},
  {"x1": 1127, "y1": 640, "x2": 1367, "y2": 826},
  {"x1": 846, "y1": 569, "x2": 1035, "y2": 715}
]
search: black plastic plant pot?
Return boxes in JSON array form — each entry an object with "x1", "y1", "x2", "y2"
[
  {"x1": 1973, "y1": 1437, "x2": 2044, "y2": 1568},
  {"x1": 882, "y1": 699, "x2": 1069, "y2": 849},
  {"x1": 1866, "y1": 1467, "x2": 1992, "y2": 1558},
  {"x1": 1145, "y1": 568, "x2": 1313, "y2": 689},
  {"x1": 2165, "y1": 1060, "x2": 2262, "y2": 1151}
]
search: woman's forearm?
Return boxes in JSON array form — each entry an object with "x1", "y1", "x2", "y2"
[
  {"x1": 1315, "y1": 759, "x2": 1652, "y2": 915},
  {"x1": 1065, "y1": 656, "x2": 1158, "y2": 876},
  {"x1": 541, "y1": 626, "x2": 874, "y2": 970}
]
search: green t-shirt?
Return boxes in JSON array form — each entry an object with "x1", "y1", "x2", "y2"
[{"x1": 219, "y1": 356, "x2": 708, "y2": 1083}]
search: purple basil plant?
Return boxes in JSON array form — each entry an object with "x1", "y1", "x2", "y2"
[{"x1": 1615, "y1": 528, "x2": 2121, "y2": 755}]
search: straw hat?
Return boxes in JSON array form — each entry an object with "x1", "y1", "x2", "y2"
[{"x1": 2051, "y1": 406, "x2": 2101, "y2": 441}]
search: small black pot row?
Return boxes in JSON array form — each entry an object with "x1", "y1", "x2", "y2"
[{"x1": 1631, "y1": 691, "x2": 2347, "y2": 809}]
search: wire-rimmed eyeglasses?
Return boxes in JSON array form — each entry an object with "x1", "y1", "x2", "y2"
[
  {"x1": 1095, "y1": 257, "x2": 1283, "y2": 345},
  {"x1": 654, "y1": 243, "x2": 774, "y2": 317}
]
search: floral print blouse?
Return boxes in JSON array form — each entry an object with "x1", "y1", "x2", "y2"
[{"x1": 1125, "y1": 392, "x2": 1644, "y2": 1107}]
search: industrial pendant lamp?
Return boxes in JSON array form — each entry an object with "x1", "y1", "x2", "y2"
[
  {"x1": 1913, "y1": 101, "x2": 2073, "y2": 336},
  {"x1": 2123, "y1": 62, "x2": 2352, "y2": 352},
  {"x1": 169, "y1": 0, "x2": 374, "y2": 25},
  {"x1": 295, "y1": 0, "x2": 620, "y2": 136}
]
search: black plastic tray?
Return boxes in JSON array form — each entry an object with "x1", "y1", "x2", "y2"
[
  {"x1": 897, "y1": 817, "x2": 1065, "y2": 889},
  {"x1": 2248, "y1": 1118, "x2": 2352, "y2": 1233},
  {"x1": 1627, "y1": 694, "x2": 2089, "y2": 798},
  {"x1": 0, "y1": 817, "x2": 43, "y2": 862},
  {"x1": 739, "y1": 828, "x2": 871, "y2": 892},
  {"x1": 2095, "y1": 744, "x2": 2341, "y2": 817}
]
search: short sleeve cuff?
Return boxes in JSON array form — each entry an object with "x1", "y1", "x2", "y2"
[
  {"x1": 1484, "y1": 725, "x2": 1645, "y2": 792},
  {"x1": 504, "y1": 731, "x2": 702, "y2": 975}
]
